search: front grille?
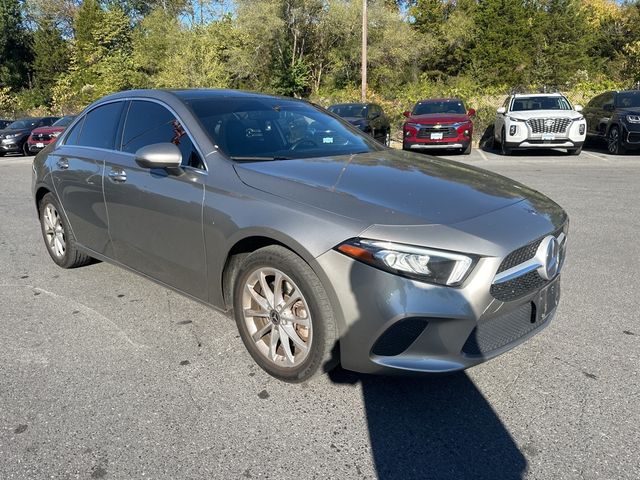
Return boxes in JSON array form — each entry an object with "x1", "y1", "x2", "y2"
[
  {"x1": 33, "y1": 133, "x2": 52, "y2": 141},
  {"x1": 371, "y1": 318, "x2": 429, "y2": 356},
  {"x1": 417, "y1": 125, "x2": 457, "y2": 139},
  {"x1": 492, "y1": 226, "x2": 565, "y2": 301},
  {"x1": 462, "y1": 302, "x2": 548, "y2": 356},
  {"x1": 527, "y1": 118, "x2": 571, "y2": 135}
]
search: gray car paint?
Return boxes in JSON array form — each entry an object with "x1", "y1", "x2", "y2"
[{"x1": 33, "y1": 89, "x2": 567, "y2": 375}]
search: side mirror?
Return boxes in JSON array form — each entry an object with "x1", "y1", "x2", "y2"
[
  {"x1": 467, "y1": 108, "x2": 476, "y2": 117},
  {"x1": 135, "y1": 142, "x2": 182, "y2": 169},
  {"x1": 403, "y1": 111, "x2": 411, "y2": 118},
  {"x1": 369, "y1": 111, "x2": 380, "y2": 119},
  {"x1": 574, "y1": 104, "x2": 583, "y2": 112},
  {"x1": 496, "y1": 107, "x2": 506, "y2": 115}
]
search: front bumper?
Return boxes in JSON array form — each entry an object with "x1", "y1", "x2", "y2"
[
  {"x1": 1, "y1": 140, "x2": 23, "y2": 153},
  {"x1": 27, "y1": 140, "x2": 53, "y2": 153},
  {"x1": 317, "y1": 248, "x2": 559, "y2": 374},
  {"x1": 504, "y1": 118, "x2": 586, "y2": 150},
  {"x1": 506, "y1": 140, "x2": 584, "y2": 150}
]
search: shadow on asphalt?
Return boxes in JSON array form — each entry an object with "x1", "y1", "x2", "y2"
[{"x1": 328, "y1": 368, "x2": 527, "y2": 480}]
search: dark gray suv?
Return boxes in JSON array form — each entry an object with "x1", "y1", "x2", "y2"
[
  {"x1": 32, "y1": 89, "x2": 568, "y2": 382},
  {"x1": 583, "y1": 89, "x2": 640, "y2": 154}
]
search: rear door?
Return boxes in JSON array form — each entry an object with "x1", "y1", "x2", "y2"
[
  {"x1": 50, "y1": 101, "x2": 125, "y2": 257},
  {"x1": 102, "y1": 99, "x2": 208, "y2": 300}
]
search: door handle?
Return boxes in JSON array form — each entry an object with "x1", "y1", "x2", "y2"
[
  {"x1": 56, "y1": 158, "x2": 69, "y2": 170},
  {"x1": 108, "y1": 168, "x2": 127, "y2": 183}
]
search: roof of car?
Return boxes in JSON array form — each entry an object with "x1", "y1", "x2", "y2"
[
  {"x1": 329, "y1": 103, "x2": 369, "y2": 107},
  {"x1": 416, "y1": 98, "x2": 462, "y2": 103},
  {"x1": 512, "y1": 93, "x2": 566, "y2": 97}
]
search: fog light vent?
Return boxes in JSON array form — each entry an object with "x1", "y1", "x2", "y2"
[
  {"x1": 371, "y1": 318, "x2": 429, "y2": 356},
  {"x1": 509, "y1": 125, "x2": 517, "y2": 136}
]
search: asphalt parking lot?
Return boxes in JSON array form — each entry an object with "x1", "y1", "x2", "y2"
[{"x1": 1, "y1": 146, "x2": 639, "y2": 480}]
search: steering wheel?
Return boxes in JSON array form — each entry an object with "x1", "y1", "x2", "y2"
[{"x1": 289, "y1": 138, "x2": 318, "y2": 151}]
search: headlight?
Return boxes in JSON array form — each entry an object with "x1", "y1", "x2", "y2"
[
  {"x1": 508, "y1": 116, "x2": 526, "y2": 122},
  {"x1": 405, "y1": 122, "x2": 422, "y2": 129},
  {"x1": 51, "y1": 131, "x2": 62, "y2": 137},
  {"x1": 626, "y1": 115, "x2": 640, "y2": 123},
  {"x1": 5, "y1": 133, "x2": 19, "y2": 139},
  {"x1": 336, "y1": 238, "x2": 476, "y2": 286},
  {"x1": 571, "y1": 116, "x2": 584, "y2": 121}
]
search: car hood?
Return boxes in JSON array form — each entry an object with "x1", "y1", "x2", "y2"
[
  {"x1": 234, "y1": 150, "x2": 556, "y2": 226},
  {"x1": 342, "y1": 116, "x2": 366, "y2": 125},
  {"x1": 506, "y1": 110, "x2": 581, "y2": 121},
  {"x1": 0, "y1": 128, "x2": 29, "y2": 137},
  {"x1": 618, "y1": 107, "x2": 640, "y2": 115},
  {"x1": 31, "y1": 126, "x2": 64, "y2": 135},
  {"x1": 406, "y1": 113, "x2": 470, "y2": 125}
]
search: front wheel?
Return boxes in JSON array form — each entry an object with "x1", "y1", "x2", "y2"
[
  {"x1": 607, "y1": 126, "x2": 626, "y2": 155},
  {"x1": 233, "y1": 245, "x2": 338, "y2": 382},
  {"x1": 22, "y1": 142, "x2": 30, "y2": 156},
  {"x1": 501, "y1": 128, "x2": 512, "y2": 156},
  {"x1": 461, "y1": 142, "x2": 472, "y2": 155}
]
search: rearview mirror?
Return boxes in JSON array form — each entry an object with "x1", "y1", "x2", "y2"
[
  {"x1": 574, "y1": 104, "x2": 583, "y2": 112},
  {"x1": 467, "y1": 108, "x2": 476, "y2": 117},
  {"x1": 496, "y1": 107, "x2": 506, "y2": 115},
  {"x1": 403, "y1": 110, "x2": 411, "y2": 117},
  {"x1": 135, "y1": 143, "x2": 182, "y2": 169}
]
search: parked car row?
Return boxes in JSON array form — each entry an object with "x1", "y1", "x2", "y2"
[
  {"x1": 329, "y1": 88, "x2": 640, "y2": 156},
  {"x1": 0, "y1": 115, "x2": 77, "y2": 157}
]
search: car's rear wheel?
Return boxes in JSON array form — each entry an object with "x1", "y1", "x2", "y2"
[
  {"x1": 39, "y1": 193, "x2": 92, "y2": 268},
  {"x1": 233, "y1": 245, "x2": 338, "y2": 382},
  {"x1": 607, "y1": 126, "x2": 626, "y2": 155}
]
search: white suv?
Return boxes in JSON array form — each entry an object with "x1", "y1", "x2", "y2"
[{"x1": 494, "y1": 93, "x2": 587, "y2": 155}]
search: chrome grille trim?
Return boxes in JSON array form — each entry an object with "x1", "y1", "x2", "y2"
[{"x1": 527, "y1": 118, "x2": 572, "y2": 135}]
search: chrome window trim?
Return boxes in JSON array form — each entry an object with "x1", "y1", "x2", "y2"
[{"x1": 59, "y1": 96, "x2": 209, "y2": 173}]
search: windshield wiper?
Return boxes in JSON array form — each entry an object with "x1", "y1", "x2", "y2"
[{"x1": 230, "y1": 155, "x2": 292, "y2": 162}]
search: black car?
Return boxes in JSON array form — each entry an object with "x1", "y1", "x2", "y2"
[
  {"x1": 0, "y1": 116, "x2": 59, "y2": 156},
  {"x1": 583, "y1": 90, "x2": 640, "y2": 154},
  {"x1": 0, "y1": 119, "x2": 13, "y2": 130},
  {"x1": 327, "y1": 103, "x2": 391, "y2": 146}
]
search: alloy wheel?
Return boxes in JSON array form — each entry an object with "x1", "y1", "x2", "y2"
[
  {"x1": 242, "y1": 267, "x2": 312, "y2": 368},
  {"x1": 43, "y1": 203, "x2": 66, "y2": 258},
  {"x1": 608, "y1": 128, "x2": 619, "y2": 154}
]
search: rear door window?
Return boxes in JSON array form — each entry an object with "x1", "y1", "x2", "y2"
[
  {"x1": 77, "y1": 102, "x2": 124, "y2": 150},
  {"x1": 63, "y1": 117, "x2": 85, "y2": 146},
  {"x1": 121, "y1": 100, "x2": 205, "y2": 170}
]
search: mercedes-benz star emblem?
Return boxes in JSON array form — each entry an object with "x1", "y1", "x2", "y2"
[{"x1": 536, "y1": 235, "x2": 561, "y2": 280}]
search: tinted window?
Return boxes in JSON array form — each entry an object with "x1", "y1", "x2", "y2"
[
  {"x1": 327, "y1": 104, "x2": 366, "y2": 118},
  {"x1": 78, "y1": 102, "x2": 123, "y2": 149},
  {"x1": 616, "y1": 91, "x2": 640, "y2": 108},
  {"x1": 122, "y1": 100, "x2": 204, "y2": 169},
  {"x1": 186, "y1": 97, "x2": 381, "y2": 160},
  {"x1": 413, "y1": 100, "x2": 466, "y2": 115},
  {"x1": 63, "y1": 117, "x2": 85, "y2": 146},
  {"x1": 7, "y1": 118, "x2": 39, "y2": 129},
  {"x1": 511, "y1": 96, "x2": 571, "y2": 111},
  {"x1": 52, "y1": 116, "x2": 75, "y2": 127}
]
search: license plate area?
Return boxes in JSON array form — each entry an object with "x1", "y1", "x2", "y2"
[
  {"x1": 430, "y1": 132, "x2": 443, "y2": 140},
  {"x1": 541, "y1": 133, "x2": 555, "y2": 141},
  {"x1": 36, "y1": 142, "x2": 44, "y2": 148},
  {"x1": 536, "y1": 278, "x2": 560, "y2": 322}
]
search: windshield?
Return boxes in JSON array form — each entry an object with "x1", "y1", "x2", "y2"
[
  {"x1": 511, "y1": 96, "x2": 572, "y2": 111},
  {"x1": 412, "y1": 100, "x2": 466, "y2": 115},
  {"x1": 186, "y1": 97, "x2": 382, "y2": 160},
  {"x1": 328, "y1": 104, "x2": 366, "y2": 118},
  {"x1": 7, "y1": 118, "x2": 39, "y2": 129},
  {"x1": 53, "y1": 116, "x2": 75, "y2": 127},
  {"x1": 616, "y1": 92, "x2": 640, "y2": 109}
]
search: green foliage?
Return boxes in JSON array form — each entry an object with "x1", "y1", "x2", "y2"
[{"x1": 0, "y1": 0, "x2": 33, "y2": 90}]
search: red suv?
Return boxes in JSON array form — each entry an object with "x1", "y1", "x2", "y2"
[
  {"x1": 402, "y1": 98, "x2": 475, "y2": 154},
  {"x1": 27, "y1": 115, "x2": 76, "y2": 154}
]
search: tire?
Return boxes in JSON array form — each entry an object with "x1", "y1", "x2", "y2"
[
  {"x1": 22, "y1": 142, "x2": 30, "y2": 156},
  {"x1": 500, "y1": 128, "x2": 512, "y2": 155},
  {"x1": 568, "y1": 146, "x2": 582, "y2": 155},
  {"x1": 461, "y1": 142, "x2": 472, "y2": 155},
  {"x1": 607, "y1": 126, "x2": 626, "y2": 155},
  {"x1": 0, "y1": 152, "x2": 5, "y2": 157},
  {"x1": 233, "y1": 245, "x2": 338, "y2": 382},
  {"x1": 39, "y1": 192, "x2": 92, "y2": 268}
]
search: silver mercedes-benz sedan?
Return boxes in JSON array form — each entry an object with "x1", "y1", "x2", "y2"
[{"x1": 32, "y1": 89, "x2": 567, "y2": 382}]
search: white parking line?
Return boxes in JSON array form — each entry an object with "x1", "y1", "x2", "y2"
[
  {"x1": 581, "y1": 150, "x2": 610, "y2": 163},
  {"x1": 477, "y1": 148, "x2": 490, "y2": 161}
]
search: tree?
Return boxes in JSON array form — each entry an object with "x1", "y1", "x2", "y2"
[
  {"x1": 0, "y1": 0, "x2": 33, "y2": 90},
  {"x1": 31, "y1": 20, "x2": 70, "y2": 105}
]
